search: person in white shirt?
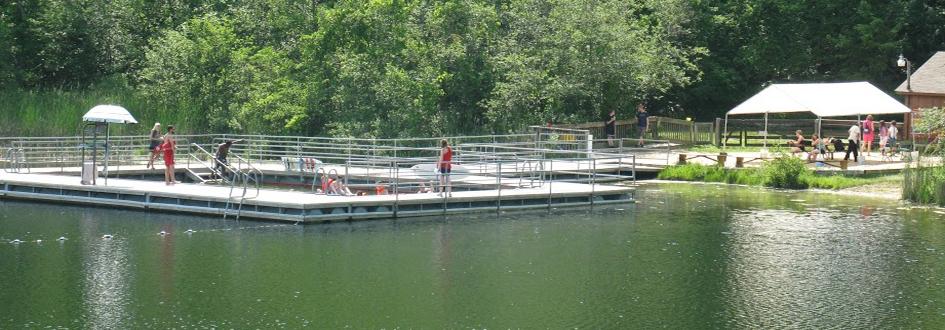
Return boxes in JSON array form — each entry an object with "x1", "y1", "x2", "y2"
[
  {"x1": 888, "y1": 121, "x2": 899, "y2": 154},
  {"x1": 844, "y1": 123, "x2": 860, "y2": 162}
]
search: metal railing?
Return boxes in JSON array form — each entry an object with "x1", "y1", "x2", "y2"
[
  {"x1": 3, "y1": 148, "x2": 28, "y2": 173},
  {"x1": 1, "y1": 132, "x2": 645, "y2": 189}
]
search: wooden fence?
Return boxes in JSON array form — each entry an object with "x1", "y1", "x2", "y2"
[{"x1": 558, "y1": 116, "x2": 717, "y2": 146}]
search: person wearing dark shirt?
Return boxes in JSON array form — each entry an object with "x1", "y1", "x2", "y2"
[
  {"x1": 214, "y1": 139, "x2": 244, "y2": 178},
  {"x1": 605, "y1": 110, "x2": 617, "y2": 147},
  {"x1": 635, "y1": 103, "x2": 649, "y2": 147}
]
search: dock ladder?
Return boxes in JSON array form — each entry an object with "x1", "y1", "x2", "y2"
[
  {"x1": 188, "y1": 143, "x2": 261, "y2": 220},
  {"x1": 3, "y1": 147, "x2": 29, "y2": 173}
]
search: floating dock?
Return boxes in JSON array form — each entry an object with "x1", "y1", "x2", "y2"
[
  {"x1": 0, "y1": 172, "x2": 634, "y2": 223},
  {"x1": 0, "y1": 131, "x2": 653, "y2": 222}
]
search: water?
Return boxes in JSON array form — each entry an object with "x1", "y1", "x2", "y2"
[{"x1": 2, "y1": 183, "x2": 945, "y2": 328}]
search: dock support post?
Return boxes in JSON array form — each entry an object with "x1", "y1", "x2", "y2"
[
  {"x1": 496, "y1": 160, "x2": 502, "y2": 213},
  {"x1": 840, "y1": 160, "x2": 848, "y2": 170},
  {"x1": 717, "y1": 153, "x2": 727, "y2": 167},
  {"x1": 547, "y1": 159, "x2": 553, "y2": 208},
  {"x1": 677, "y1": 154, "x2": 687, "y2": 165},
  {"x1": 590, "y1": 158, "x2": 596, "y2": 205},
  {"x1": 735, "y1": 157, "x2": 744, "y2": 168},
  {"x1": 393, "y1": 162, "x2": 399, "y2": 218}
]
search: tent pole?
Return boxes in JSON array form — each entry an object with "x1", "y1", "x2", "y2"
[
  {"x1": 816, "y1": 117, "x2": 822, "y2": 138},
  {"x1": 764, "y1": 112, "x2": 768, "y2": 149},
  {"x1": 723, "y1": 114, "x2": 729, "y2": 149},
  {"x1": 857, "y1": 114, "x2": 862, "y2": 158}
]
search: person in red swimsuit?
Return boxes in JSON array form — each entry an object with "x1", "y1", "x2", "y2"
[
  {"x1": 161, "y1": 125, "x2": 176, "y2": 185},
  {"x1": 438, "y1": 139, "x2": 452, "y2": 197}
]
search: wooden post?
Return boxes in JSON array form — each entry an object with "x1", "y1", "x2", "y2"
[
  {"x1": 839, "y1": 160, "x2": 848, "y2": 170},
  {"x1": 735, "y1": 157, "x2": 744, "y2": 168},
  {"x1": 717, "y1": 153, "x2": 727, "y2": 167},
  {"x1": 715, "y1": 118, "x2": 722, "y2": 147},
  {"x1": 677, "y1": 154, "x2": 687, "y2": 165},
  {"x1": 740, "y1": 130, "x2": 746, "y2": 147},
  {"x1": 690, "y1": 122, "x2": 696, "y2": 144}
]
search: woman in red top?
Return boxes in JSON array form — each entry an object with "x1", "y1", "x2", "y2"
[
  {"x1": 161, "y1": 125, "x2": 176, "y2": 185},
  {"x1": 438, "y1": 139, "x2": 452, "y2": 197}
]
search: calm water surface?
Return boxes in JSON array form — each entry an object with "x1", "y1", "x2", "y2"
[{"x1": 2, "y1": 183, "x2": 945, "y2": 328}]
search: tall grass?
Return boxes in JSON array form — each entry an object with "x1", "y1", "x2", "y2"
[
  {"x1": 659, "y1": 156, "x2": 899, "y2": 190},
  {"x1": 0, "y1": 78, "x2": 192, "y2": 137},
  {"x1": 902, "y1": 155, "x2": 945, "y2": 205}
]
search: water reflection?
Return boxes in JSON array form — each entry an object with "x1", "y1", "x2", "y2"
[
  {"x1": 722, "y1": 206, "x2": 901, "y2": 327},
  {"x1": 80, "y1": 213, "x2": 130, "y2": 329}
]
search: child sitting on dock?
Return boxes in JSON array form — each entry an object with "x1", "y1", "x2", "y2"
[{"x1": 327, "y1": 173, "x2": 353, "y2": 196}]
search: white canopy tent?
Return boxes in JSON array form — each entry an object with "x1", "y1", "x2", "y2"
[
  {"x1": 723, "y1": 82, "x2": 912, "y2": 148},
  {"x1": 81, "y1": 105, "x2": 138, "y2": 185}
]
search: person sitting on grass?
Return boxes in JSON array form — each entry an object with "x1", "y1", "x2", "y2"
[{"x1": 788, "y1": 130, "x2": 806, "y2": 155}]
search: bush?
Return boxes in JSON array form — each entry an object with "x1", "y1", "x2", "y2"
[
  {"x1": 760, "y1": 155, "x2": 809, "y2": 189},
  {"x1": 659, "y1": 156, "x2": 899, "y2": 190},
  {"x1": 902, "y1": 157, "x2": 945, "y2": 205}
]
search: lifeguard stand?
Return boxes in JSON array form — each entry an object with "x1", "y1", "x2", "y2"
[{"x1": 80, "y1": 105, "x2": 138, "y2": 185}]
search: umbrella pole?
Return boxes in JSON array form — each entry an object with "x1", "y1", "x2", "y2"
[
  {"x1": 104, "y1": 123, "x2": 110, "y2": 186},
  {"x1": 92, "y1": 125, "x2": 98, "y2": 185}
]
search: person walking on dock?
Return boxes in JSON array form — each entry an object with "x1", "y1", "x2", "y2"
[
  {"x1": 843, "y1": 122, "x2": 860, "y2": 163},
  {"x1": 438, "y1": 139, "x2": 453, "y2": 197},
  {"x1": 161, "y1": 125, "x2": 177, "y2": 185},
  {"x1": 636, "y1": 103, "x2": 649, "y2": 147},
  {"x1": 146, "y1": 122, "x2": 162, "y2": 169}
]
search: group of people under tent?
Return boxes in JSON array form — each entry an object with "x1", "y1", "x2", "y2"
[
  {"x1": 143, "y1": 125, "x2": 458, "y2": 196},
  {"x1": 787, "y1": 115, "x2": 900, "y2": 162}
]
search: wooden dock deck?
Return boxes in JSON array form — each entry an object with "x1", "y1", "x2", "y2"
[{"x1": 0, "y1": 172, "x2": 634, "y2": 223}]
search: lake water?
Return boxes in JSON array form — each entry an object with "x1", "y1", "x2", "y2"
[{"x1": 1, "y1": 183, "x2": 944, "y2": 328}]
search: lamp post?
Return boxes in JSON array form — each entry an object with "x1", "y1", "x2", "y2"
[
  {"x1": 897, "y1": 54, "x2": 911, "y2": 91},
  {"x1": 897, "y1": 54, "x2": 913, "y2": 144}
]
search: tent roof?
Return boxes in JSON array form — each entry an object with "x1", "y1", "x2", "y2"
[
  {"x1": 82, "y1": 105, "x2": 138, "y2": 124},
  {"x1": 727, "y1": 82, "x2": 910, "y2": 117}
]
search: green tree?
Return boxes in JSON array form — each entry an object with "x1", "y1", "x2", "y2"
[
  {"x1": 0, "y1": 8, "x2": 14, "y2": 88},
  {"x1": 486, "y1": 0, "x2": 699, "y2": 131},
  {"x1": 230, "y1": 46, "x2": 307, "y2": 134},
  {"x1": 138, "y1": 14, "x2": 246, "y2": 132}
]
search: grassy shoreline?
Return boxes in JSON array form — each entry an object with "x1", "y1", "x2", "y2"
[
  {"x1": 657, "y1": 162, "x2": 902, "y2": 191},
  {"x1": 0, "y1": 81, "x2": 191, "y2": 137}
]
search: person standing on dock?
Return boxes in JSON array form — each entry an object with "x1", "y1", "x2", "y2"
[
  {"x1": 862, "y1": 115, "x2": 875, "y2": 156},
  {"x1": 636, "y1": 103, "x2": 649, "y2": 147},
  {"x1": 888, "y1": 120, "x2": 899, "y2": 154},
  {"x1": 161, "y1": 125, "x2": 177, "y2": 185},
  {"x1": 146, "y1": 122, "x2": 163, "y2": 169},
  {"x1": 214, "y1": 139, "x2": 244, "y2": 179},
  {"x1": 438, "y1": 139, "x2": 453, "y2": 197},
  {"x1": 843, "y1": 122, "x2": 860, "y2": 163}
]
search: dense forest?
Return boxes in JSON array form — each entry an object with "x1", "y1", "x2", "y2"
[{"x1": 0, "y1": 0, "x2": 943, "y2": 137}]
